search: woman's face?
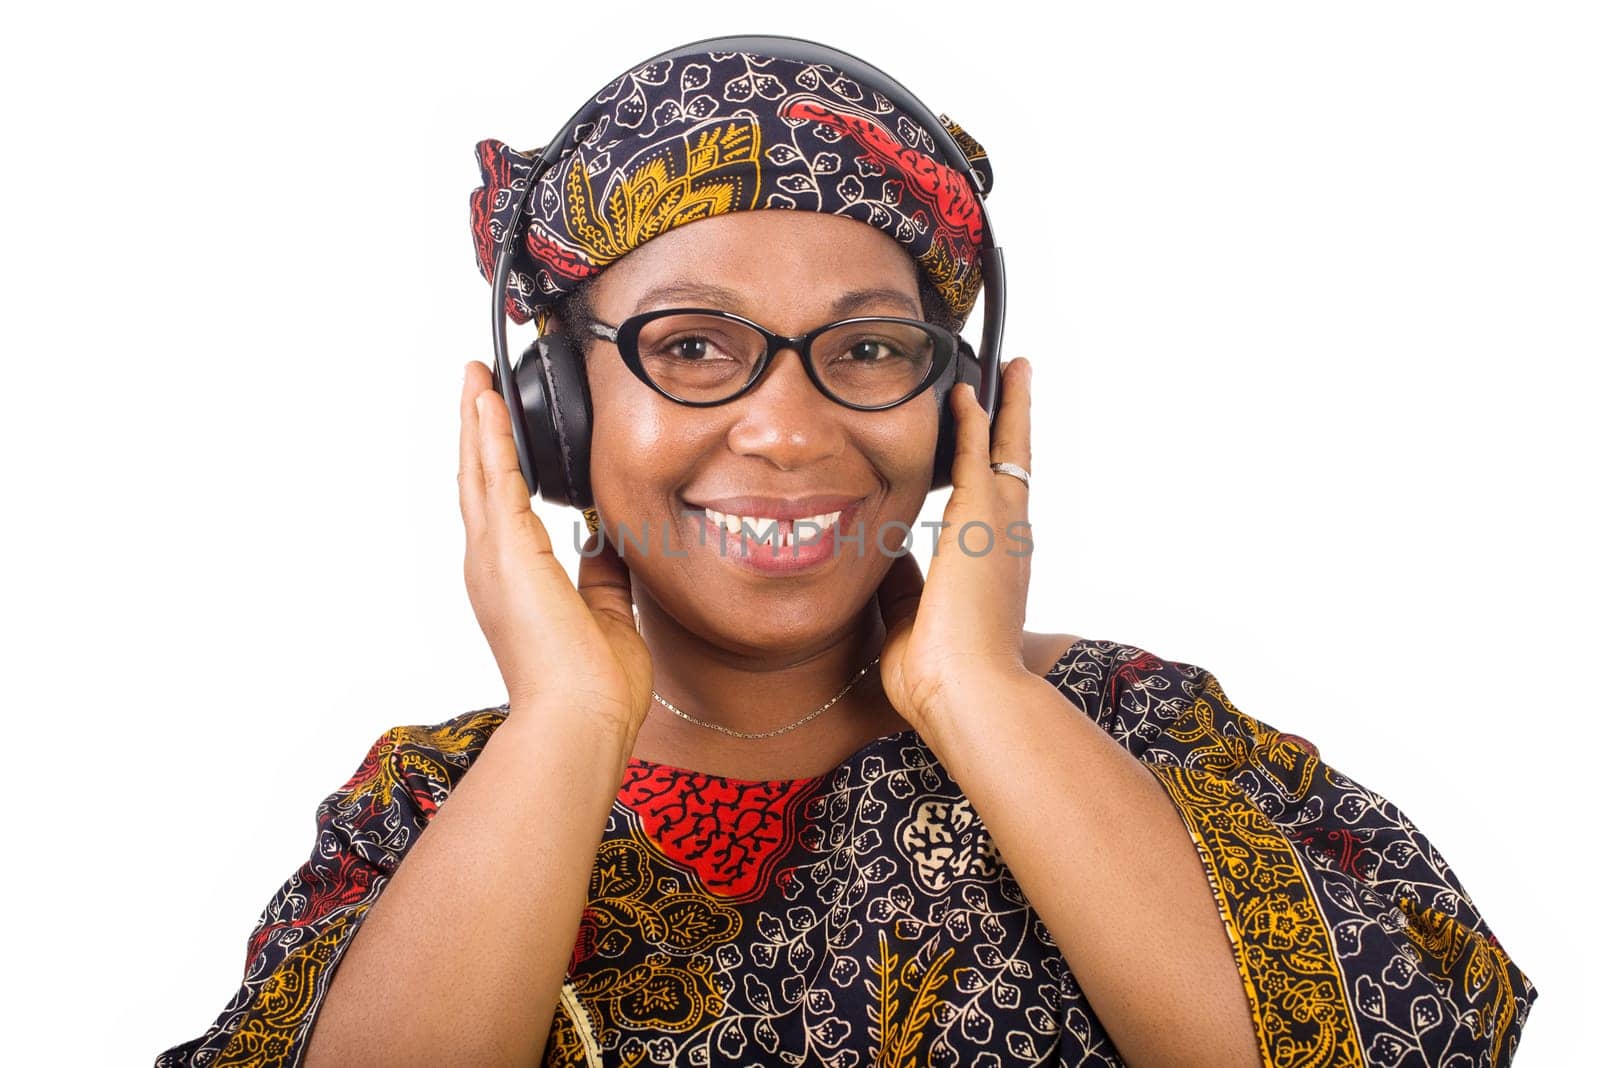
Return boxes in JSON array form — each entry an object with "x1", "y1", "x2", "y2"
[{"x1": 578, "y1": 209, "x2": 941, "y2": 653}]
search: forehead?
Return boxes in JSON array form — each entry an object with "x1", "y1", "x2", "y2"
[{"x1": 595, "y1": 211, "x2": 921, "y2": 306}]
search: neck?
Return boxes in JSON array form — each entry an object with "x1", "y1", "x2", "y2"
[{"x1": 628, "y1": 580, "x2": 906, "y2": 776}]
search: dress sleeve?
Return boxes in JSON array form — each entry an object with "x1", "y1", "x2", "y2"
[
  {"x1": 153, "y1": 708, "x2": 506, "y2": 1067},
  {"x1": 1045, "y1": 640, "x2": 1538, "y2": 1067}
]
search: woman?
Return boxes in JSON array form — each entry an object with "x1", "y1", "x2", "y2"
[{"x1": 157, "y1": 37, "x2": 1536, "y2": 1067}]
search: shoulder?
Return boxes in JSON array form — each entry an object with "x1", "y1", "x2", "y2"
[
  {"x1": 1023, "y1": 631, "x2": 1215, "y2": 689},
  {"x1": 1019, "y1": 633, "x2": 1225, "y2": 741},
  {"x1": 379, "y1": 703, "x2": 511, "y2": 764},
  {"x1": 1020, "y1": 631, "x2": 1182, "y2": 689},
  {"x1": 1021, "y1": 630, "x2": 1086, "y2": 677},
  {"x1": 340, "y1": 704, "x2": 512, "y2": 820}
]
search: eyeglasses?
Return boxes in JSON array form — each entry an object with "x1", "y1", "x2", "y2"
[{"x1": 584, "y1": 307, "x2": 959, "y2": 410}]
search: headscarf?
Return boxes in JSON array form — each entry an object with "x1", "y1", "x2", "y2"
[{"x1": 468, "y1": 46, "x2": 995, "y2": 335}]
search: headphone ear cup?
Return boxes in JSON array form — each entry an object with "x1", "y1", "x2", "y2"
[
  {"x1": 930, "y1": 338, "x2": 984, "y2": 490},
  {"x1": 503, "y1": 332, "x2": 595, "y2": 509}
]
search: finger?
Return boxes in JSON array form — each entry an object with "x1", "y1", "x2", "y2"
[
  {"x1": 988, "y1": 357, "x2": 1033, "y2": 505},
  {"x1": 473, "y1": 385, "x2": 551, "y2": 557},
  {"x1": 947, "y1": 380, "x2": 996, "y2": 497},
  {"x1": 575, "y1": 531, "x2": 637, "y2": 627},
  {"x1": 876, "y1": 551, "x2": 925, "y2": 637},
  {"x1": 459, "y1": 361, "x2": 489, "y2": 533}
]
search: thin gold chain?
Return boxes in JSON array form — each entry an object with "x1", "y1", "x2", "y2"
[{"x1": 650, "y1": 655, "x2": 882, "y2": 741}]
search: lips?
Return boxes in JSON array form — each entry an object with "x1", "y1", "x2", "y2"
[{"x1": 687, "y1": 501, "x2": 864, "y2": 573}]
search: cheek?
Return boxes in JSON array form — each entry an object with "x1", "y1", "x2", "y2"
[
  {"x1": 590, "y1": 404, "x2": 674, "y2": 466},
  {"x1": 584, "y1": 372, "x2": 711, "y2": 526},
  {"x1": 878, "y1": 394, "x2": 943, "y2": 486},
  {"x1": 583, "y1": 370, "x2": 672, "y2": 512}
]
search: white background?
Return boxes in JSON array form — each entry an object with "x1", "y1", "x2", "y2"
[{"x1": 3, "y1": 2, "x2": 1592, "y2": 1063}]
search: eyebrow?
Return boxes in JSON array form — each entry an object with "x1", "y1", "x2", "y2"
[{"x1": 631, "y1": 281, "x2": 923, "y2": 320}]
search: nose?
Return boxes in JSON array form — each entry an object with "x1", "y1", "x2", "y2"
[{"x1": 724, "y1": 344, "x2": 847, "y2": 469}]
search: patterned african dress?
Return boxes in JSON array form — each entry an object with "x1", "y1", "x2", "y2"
[{"x1": 156, "y1": 638, "x2": 1536, "y2": 1067}]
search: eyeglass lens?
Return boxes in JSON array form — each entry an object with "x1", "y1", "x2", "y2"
[{"x1": 633, "y1": 313, "x2": 939, "y2": 406}]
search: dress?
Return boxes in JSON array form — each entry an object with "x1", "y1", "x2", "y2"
[{"x1": 155, "y1": 638, "x2": 1537, "y2": 1067}]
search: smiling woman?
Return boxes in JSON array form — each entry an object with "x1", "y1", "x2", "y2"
[{"x1": 155, "y1": 33, "x2": 1536, "y2": 1068}]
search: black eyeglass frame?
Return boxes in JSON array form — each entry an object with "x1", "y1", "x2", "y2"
[{"x1": 584, "y1": 307, "x2": 961, "y2": 412}]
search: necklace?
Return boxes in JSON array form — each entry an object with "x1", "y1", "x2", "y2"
[{"x1": 651, "y1": 655, "x2": 882, "y2": 741}]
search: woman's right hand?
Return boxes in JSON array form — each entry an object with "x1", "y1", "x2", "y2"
[{"x1": 458, "y1": 360, "x2": 653, "y2": 738}]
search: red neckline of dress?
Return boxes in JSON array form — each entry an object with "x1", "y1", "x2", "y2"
[{"x1": 624, "y1": 727, "x2": 923, "y2": 788}]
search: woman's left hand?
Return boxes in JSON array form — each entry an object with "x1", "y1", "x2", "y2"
[{"x1": 877, "y1": 357, "x2": 1036, "y2": 731}]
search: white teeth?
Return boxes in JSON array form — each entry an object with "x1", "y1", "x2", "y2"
[{"x1": 701, "y1": 508, "x2": 845, "y2": 545}]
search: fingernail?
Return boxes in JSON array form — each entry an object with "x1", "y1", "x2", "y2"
[{"x1": 475, "y1": 393, "x2": 487, "y2": 417}]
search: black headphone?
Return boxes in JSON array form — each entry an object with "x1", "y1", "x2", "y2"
[{"x1": 489, "y1": 33, "x2": 1006, "y2": 511}]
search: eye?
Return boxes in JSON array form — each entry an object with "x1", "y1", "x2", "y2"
[
  {"x1": 848, "y1": 340, "x2": 892, "y2": 361},
  {"x1": 838, "y1": 337, "x2": 914, "y2": 363},
  {"x1": 667, "y1": 335, "x2": 712, "y2": 361},
  {"x1": 654, "y1": 333, "x2": 739, "y2": 362}
]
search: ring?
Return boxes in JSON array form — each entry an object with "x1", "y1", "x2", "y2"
[{"x1": 990, "y1": 461, "x2": 1031, "y2": 487}]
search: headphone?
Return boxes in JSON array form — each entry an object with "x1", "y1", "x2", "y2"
[{"x1": 489, "y1": 33, "x2": 1006, "y2": 512}]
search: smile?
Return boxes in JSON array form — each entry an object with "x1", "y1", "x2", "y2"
[
  {"x1": 697, "y1": 507, "x2": 844, "y2": 549},
  {"x1": 676, "y1": 498, "x2": 868, "y2": 574}
]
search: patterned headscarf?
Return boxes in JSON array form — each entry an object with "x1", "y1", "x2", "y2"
[{"x1": 469, "y1": 46, "x2": 995, "y2": 336}]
